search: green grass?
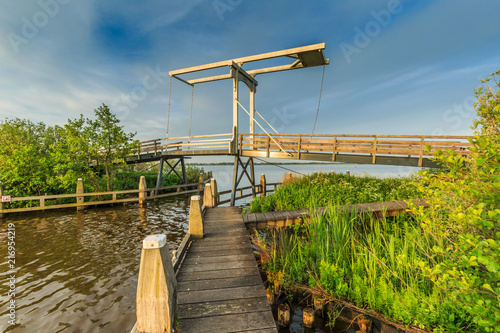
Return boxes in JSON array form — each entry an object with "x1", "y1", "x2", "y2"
[{"x1": 245, "y1": 172, "x2": 422, "y2": 213}]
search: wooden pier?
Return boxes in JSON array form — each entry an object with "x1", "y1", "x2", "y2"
[
  {"x1": 132, "y1": 186, "x2": 278, "y2": 333},
  {"x1": 177, "y1": 206, "x2": 277, "y2": 333}
]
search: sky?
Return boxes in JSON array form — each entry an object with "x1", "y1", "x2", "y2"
[{"x1": 1, "y1": 0, "x2": 500, "y2": 146}]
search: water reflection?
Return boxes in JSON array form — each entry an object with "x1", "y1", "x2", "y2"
[{"x1": 0, "y1": 196, "x2": 190, "y2": 333}]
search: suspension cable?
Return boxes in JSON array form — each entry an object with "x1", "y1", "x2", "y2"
[
  {"x1": 254, "y1": 157, "x2": 305, "y2": 176},
  {"x1": 312, "y1": 65, "x2": 326, "y2": 134},
  {"x1": 235, "y1": 99, "x2": 292, "y2": 156}
]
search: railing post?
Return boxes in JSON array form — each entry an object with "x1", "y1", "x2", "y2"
[
  {"x1": 0, "y1": 182, "x2": 4, "y2": 218},
  {"x1": 210, "y1": 178, "x2": 218, "y2": 207},
  {"x1": 139, "y1": 176, "x2": 147, "y2": 208},
  {"x1": 418, "y1": 137, "x2": 425, "y2": 167},
  {"x1": 76, "y1": 178, "x2": 84, "y2": 212},
  {"x1": 260, "y1": 174, "x2": 266, "y2": 197},
  {"x1": 204, "y1": 183, "x2": 213, "y2": 208},
  {"x1": 189, "y1": 195, "x2": 203, "y2": 239},
  {"x1": 136, "y1": 234, "x2": 177, "y2": 333}
]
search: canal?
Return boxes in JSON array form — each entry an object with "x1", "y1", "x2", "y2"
[{"x1": 0, "y1": 164, "x2": 419, "y2": 332}]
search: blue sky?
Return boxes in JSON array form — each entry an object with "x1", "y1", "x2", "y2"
[{"x1": 1, "y1": 0, "x2": 499, "y2": 143}]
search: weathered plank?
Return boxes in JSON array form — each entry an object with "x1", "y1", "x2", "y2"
[
  {"x1": 179, "y1": 285, "x2": 266, "y2": 304},
  {"x1": 177, "y1": 267, "x2": 261, "y2": 282},
  {"x1": 177, "y1": 274, "x2": 262, "y2": 292},
  {"x1": 178, "y1": 297, "x2": 272, "y2": 319},
  {"x1": 180, "y1": 311, "x2": 276, "y2": 333},
  {"x1": 182, "y1": 253, "x2": 257, "y2": 266}
]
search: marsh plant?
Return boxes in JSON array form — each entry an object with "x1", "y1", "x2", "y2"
[
  {"x1": 246, "y1": 172, "x2": 422, "y2": 213},
  {"x1": 254, "y1": 211, "x2": 468, "y2": 331}
]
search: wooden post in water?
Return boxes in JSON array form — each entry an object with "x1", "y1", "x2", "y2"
[
  {"x1": 210, "y1": 178, "x2": 218, "y2": 207},
  {"x1": 76, "y1": 178, "x2": 84, "y2": 212},
  {"x1": 260, "y1": 174, "x2": 266, "y2": 197},
  {"x1": 188, "y1": 195, "x2": 203, "y2": 239},
  {"x1": 0, "y1": 181, "x2": 4, "y2": 218},
  {"x1": 139, "y1": 176, "x2": 147, "y2": 208},
  {"x1": 136, "y1": 234, "x2": 177, "y2": 333},
  {"x1": 203, "y1": 183, "x2": 213, "y2": 208}
]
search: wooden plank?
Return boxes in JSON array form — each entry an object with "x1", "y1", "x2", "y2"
[
  {"x1": 178, "y1": 297, "x2": 270, "y2": 319},
  {"x1": 179, "y1": 311, "x2": 276, "y2": 333},
  {"x1": 180, "y1": 259, "x2": 257, "y2": 273},
  {"x1": 186, "y1": 247, "x2": 254, "y2": 258},
  {"x1": 177, "y1": 274, "x2": 262, "y2": 292},
  {"x1": 182, "y1": 253, "x2": 257, "y2": 266},
  {"x1": 177, "y1": 267, "x2": 260, "y2": 282},
  {"x1": 178, "y1": 285, "x2": 266, "y2": 304}
]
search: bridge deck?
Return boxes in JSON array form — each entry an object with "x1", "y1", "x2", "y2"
[
  {"x1": 177, "y1": 206, "x2": 277, "y2": 333},
  {"x1": 130, "y1": 133, "x2": 472, "y2": 168}
]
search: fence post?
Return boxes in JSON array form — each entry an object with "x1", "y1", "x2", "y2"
[
  {"x1": 139, "y1": 176, "x2": 147, "y2": 208},
  {"x1": 198, "y1": 174, "x2": 203, "y2": 190},
  {"x1": 260, "y1": 174, "x2": 266, "y2": 197},
  {"x1": 210, "y1": 178, "x2": 218, "y2": 207},
  {"x1": 204, "y1": 183, "x2": 213, "y2": 208},
  {"x1": 136, "y1": 234, "x2": 177, "y2": 333},
  {"x1": 189, "y1": 195, "x2": 203, "y2": 239},
  {"x1": 0, "y1": 182, "x2": 4, "y2": 218},
  {"x1": 76, "y1": 178, "x2": 84, "y2": 212}
]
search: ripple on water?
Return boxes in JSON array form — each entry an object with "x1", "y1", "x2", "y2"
[{"x1": 0, "y1": 196, "x2": 190, "y2": 332}]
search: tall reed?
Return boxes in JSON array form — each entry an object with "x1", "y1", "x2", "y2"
[{"x1": 255, "y1": 209, "x2": 469, "y2": 331}]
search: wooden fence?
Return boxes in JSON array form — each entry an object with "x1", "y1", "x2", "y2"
[
  {"x1": 137, "y1": 133, "x2": 234, "y2": 156},
  {"x1": 0, "y1": 172, "x2": 213, "y2": 216},
  {"x1": 238, "y1": 133, "x2": 473, "y2": 166}
]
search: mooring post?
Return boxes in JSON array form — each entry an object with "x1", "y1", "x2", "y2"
[
  {"x1": 188, "y1": 195, "x2": 203, "y2": 239},
  {"x1": 260, "y1": 174, "x2": 266, "y2": 197},
  {"x1": 0, "y1": 181, "x2": 4, "y2": 218},
  {"x1": 136, "y1": 234, "x2": 177, "y2": 333},
  {"x1": 203, "y1": 183, "x2": 213, "y2": 208},
  {"x1": 76, "y1": 178, "x2": 84, "y2": 212},
  {"x1": 139, "y1": 176, "x2": 147, "y2": 208},
  {"x1": 210, "y1": 178, "x2": 218, "y2": 207}
]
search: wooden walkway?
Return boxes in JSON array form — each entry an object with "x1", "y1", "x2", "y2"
[
  {"x1": 242, "y1": 199, "x2": 429, "y2": 229},
  {"x1": 176, "y1": 206, "x2": 277, "y2": 333}
]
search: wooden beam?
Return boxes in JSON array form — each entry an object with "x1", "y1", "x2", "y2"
[{"x1": 169, "y1": 43, "x2": 326, "y2": 76}]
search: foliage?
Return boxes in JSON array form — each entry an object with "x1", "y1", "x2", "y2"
[
  {"x1": 245, "y1": 172, "x2": 421, "y2": 213},
  {"x1": 258, "y1": 211, "x2": 467, "y2": 331},
  {"x1": 51, "y1": 104, "x2": 138, "y2": 192},
  {"x1": 0, "y1": 119, "x2": 59, "y2": 204},
  {"x1": 410, "y1": 71, "x2": 500, "y2": 331}
]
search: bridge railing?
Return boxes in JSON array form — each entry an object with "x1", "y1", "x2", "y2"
[
  {"x1": 238, "y1": 133, "x2": 473, "y2": 166},
  {"x1": 138, "y1": 133, "x2": 234, "y2": 155}
]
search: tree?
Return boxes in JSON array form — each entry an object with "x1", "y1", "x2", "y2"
[
  {"x1": 0, "y1": 119, "x2": 58, "y2": 199},
  {"x1": 51, "y1": 104, "x2": 139, "y2": 192},
  {"x1": 87, "y1": 104, "x2": 138, "y2": 191},
  {"x1": 412, "y1": 70, "x2": 500, "y2": 331}
]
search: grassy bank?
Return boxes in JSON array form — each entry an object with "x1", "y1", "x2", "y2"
[{"x1": 245, "y1": 172, "x2": 422, "y2": 213}]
